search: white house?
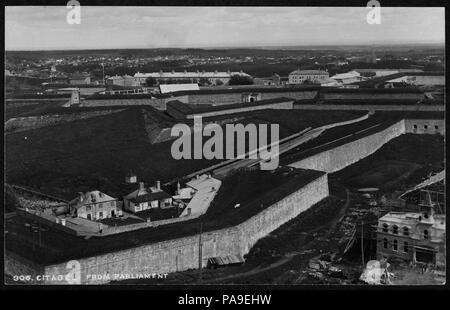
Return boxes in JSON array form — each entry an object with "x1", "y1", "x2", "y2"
[
  {"x1": 68, "y1": 190, "x2": 120, "y2": 221},
  {"x1": 123, "y1": 181, "x2": 173, "y2": 213}
]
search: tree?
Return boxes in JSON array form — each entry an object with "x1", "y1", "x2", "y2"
[
  {"x1": 199, "y1": 77, "x2": 211, "y2": 86},
  {"x1": 215, "y1": 79, "x2": 224, "y2": 86},
  {"x1": 145, "y1": 77, "x2": 157, "y2": 86},
  {"x1": 228, "y1": 74, "x2": 253, "y2": 86}
]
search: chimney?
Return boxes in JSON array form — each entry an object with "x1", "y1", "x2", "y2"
[
  {"x1": 177, "y1": 182, "x2": 181, "y2": 192},
  {"x1": 61, "y1": 218, "x2": 66, "y2": 226},
  {"x1": 139, "y1": 182, "x2": 145, "y2": 191},
  {"x1": 78, "y1": 192, "x2": 84, "y2": 202},
  {"x1": 156, "y1": 180, "x2": 161, "y2": 190}
]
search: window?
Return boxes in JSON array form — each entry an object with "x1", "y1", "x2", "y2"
[
  {"x1": 424, "y1": 125, "x2": 428, "y2": 130},
  {"x1": 110, "y1": 201, "x2": 115, "y2": 207},
  {"x1": 424, "y1": 230, "x2": 429, "y2": 240},
  {"x1": 435, "y1": 125, "x2": 439, "y2": 130},
  {"x1": 393, "y1": 240, "x2": 398, "y2": 251},
  {"x1": 383, "y1": 238, "x2": 388, "y2": 249},
  {"x1": 403, "y1": 227, "x2": 409, "y2": 236},
  {"x1": 413, "y1": 124, "x2": 417, "y2": 129},
  {"x1": 98, "y1": 212, "x2": 103, "y2": 218},
  {"x1": 86, "y1": 206, "x2": 91, "y2": 211},
  {"x1": 392, "y1": 225, "x2": 399, "y2": 234},
  {"x1": 404, "y1": 242, "x2": 409, "y2": 253},
  {"x1": 382, "y1": 223, "x2": 388, "y2": 233}
]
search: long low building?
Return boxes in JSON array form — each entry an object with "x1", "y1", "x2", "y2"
[{"x1": 134, "y1": 70, "x2": 251, "y2": 86}]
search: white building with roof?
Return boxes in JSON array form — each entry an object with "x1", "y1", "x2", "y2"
[
  {"x1": 159, "y1": 83, "x2": 200, "y2": 94},
  {"x1": 123, "y1": 181, "x2": 173, "y2": 213},
  {"x1": 68, "y1": 190, "x2": 120, "y2": 221},
  {"x1": 330, "y1": 70, "x2": 364, "y2": 85},
  {"x1": 376, "y1": 208, "x2": 445, "y2": 267},
  {"x1": 288, "y1": 70, "x2": 329, "y2": 85},
  {"x1": 179, "y1": 174, "x2": 222, "y2": 217}
]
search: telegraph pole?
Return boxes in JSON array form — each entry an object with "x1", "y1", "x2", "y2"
[
  {"x1": 102, "y1": 63, "x2": 105, "y2": 86},
  {"x1": 198, "y1": 221, "x2": 203, "y2": 282},
  {"x1": 360, "y1": 220, "x2": 365, "y2": 266}
]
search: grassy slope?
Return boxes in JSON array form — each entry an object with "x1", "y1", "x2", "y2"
[{"x1": 5, "y1": 107, "x2": 365, "y2": 200}]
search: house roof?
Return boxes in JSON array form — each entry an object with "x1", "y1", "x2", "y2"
[
  {"x1": 331, "y1": 71, "x2": 361, "y2": 80},
  {"x1": 128, "y1": 191, "x2": 172, "y2": 204},
  {"x1": 159, "y1": 83, "x2": 200, "y2": 94},
  {"x1": 69, "y1": 190, "x2": 116, "y2": 208},
  {"x1": 289, "y1": 70, "x2": 329, "y2": 76},
  {"x1": 379, "y1": 212, "x2": 445, "y2": 230}
]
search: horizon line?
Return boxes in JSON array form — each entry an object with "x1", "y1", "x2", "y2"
[{"x1": 5, "y1": 42, "x2": 445, "y2": 52}]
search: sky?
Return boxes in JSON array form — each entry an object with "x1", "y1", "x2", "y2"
[{"x1": 5, "y1": 6, "x2": 446, "y2": 50}]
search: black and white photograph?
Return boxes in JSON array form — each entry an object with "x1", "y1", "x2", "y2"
[{"x1": 2, "y1": 0, "x2": 447, "y2": 293}]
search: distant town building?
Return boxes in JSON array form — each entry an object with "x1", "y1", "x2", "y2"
[
  {"x1": 254, "y1": 74, "x2": 285, "y2": 86},
  {"x1": 68, "y1": 190, "x2": 120, "y2": 221},
  {"x1": 106, "y1": 74, "x2": 139, "y2": 87},
  {"x1": 69, "y1": 72, "x2": 91, "y2": 85},
  {"x1": 134, "y1": 70, "x2": 251, "y2": 86},
  {"x1": 330, "y1": 70, "x2": 365, "y2": 85},
  {"x1": 123, "y1": 181, "x2": 173, "y2": 213},
  {"x1": 288, "y1": 70, "x2": 329, "y2": 85}
]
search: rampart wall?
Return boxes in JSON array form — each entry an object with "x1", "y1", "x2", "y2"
[
  {"x1": 5, "y1": 109, "x2": 125, "y2": 133},
  {"x1": 288, "y1": 118, "x2": 445, "y2": 173},
  {"x1": 80, "y1": 95, "x2": 189, "y2": 110},
  {"x1": 186, "y1": 90, "x2": 318, "y2": 105},
  {"x1": 294, "y1": 103, "x2": 444, "y2": 112}
]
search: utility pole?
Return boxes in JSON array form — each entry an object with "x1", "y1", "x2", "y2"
[
  {"x1": 360, "y1": 220, "x2": 365, "y2": 267},
  {"x1": 198, "y1": 221, "x2": 203, "y2": 283},
  {"x1": 102, "y1": 63, "x2": 105, "y2": 86},
  {"x1": 38, "y1": 221, "x2": 42, "y2": 247}
]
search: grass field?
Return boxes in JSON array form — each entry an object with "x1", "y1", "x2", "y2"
[
  {"x1": 333, "y1": 134, "x2": 445, "y2": 192},
  {"x1": 5, "y1": 106, "x2": 366, "y2": 200}
]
